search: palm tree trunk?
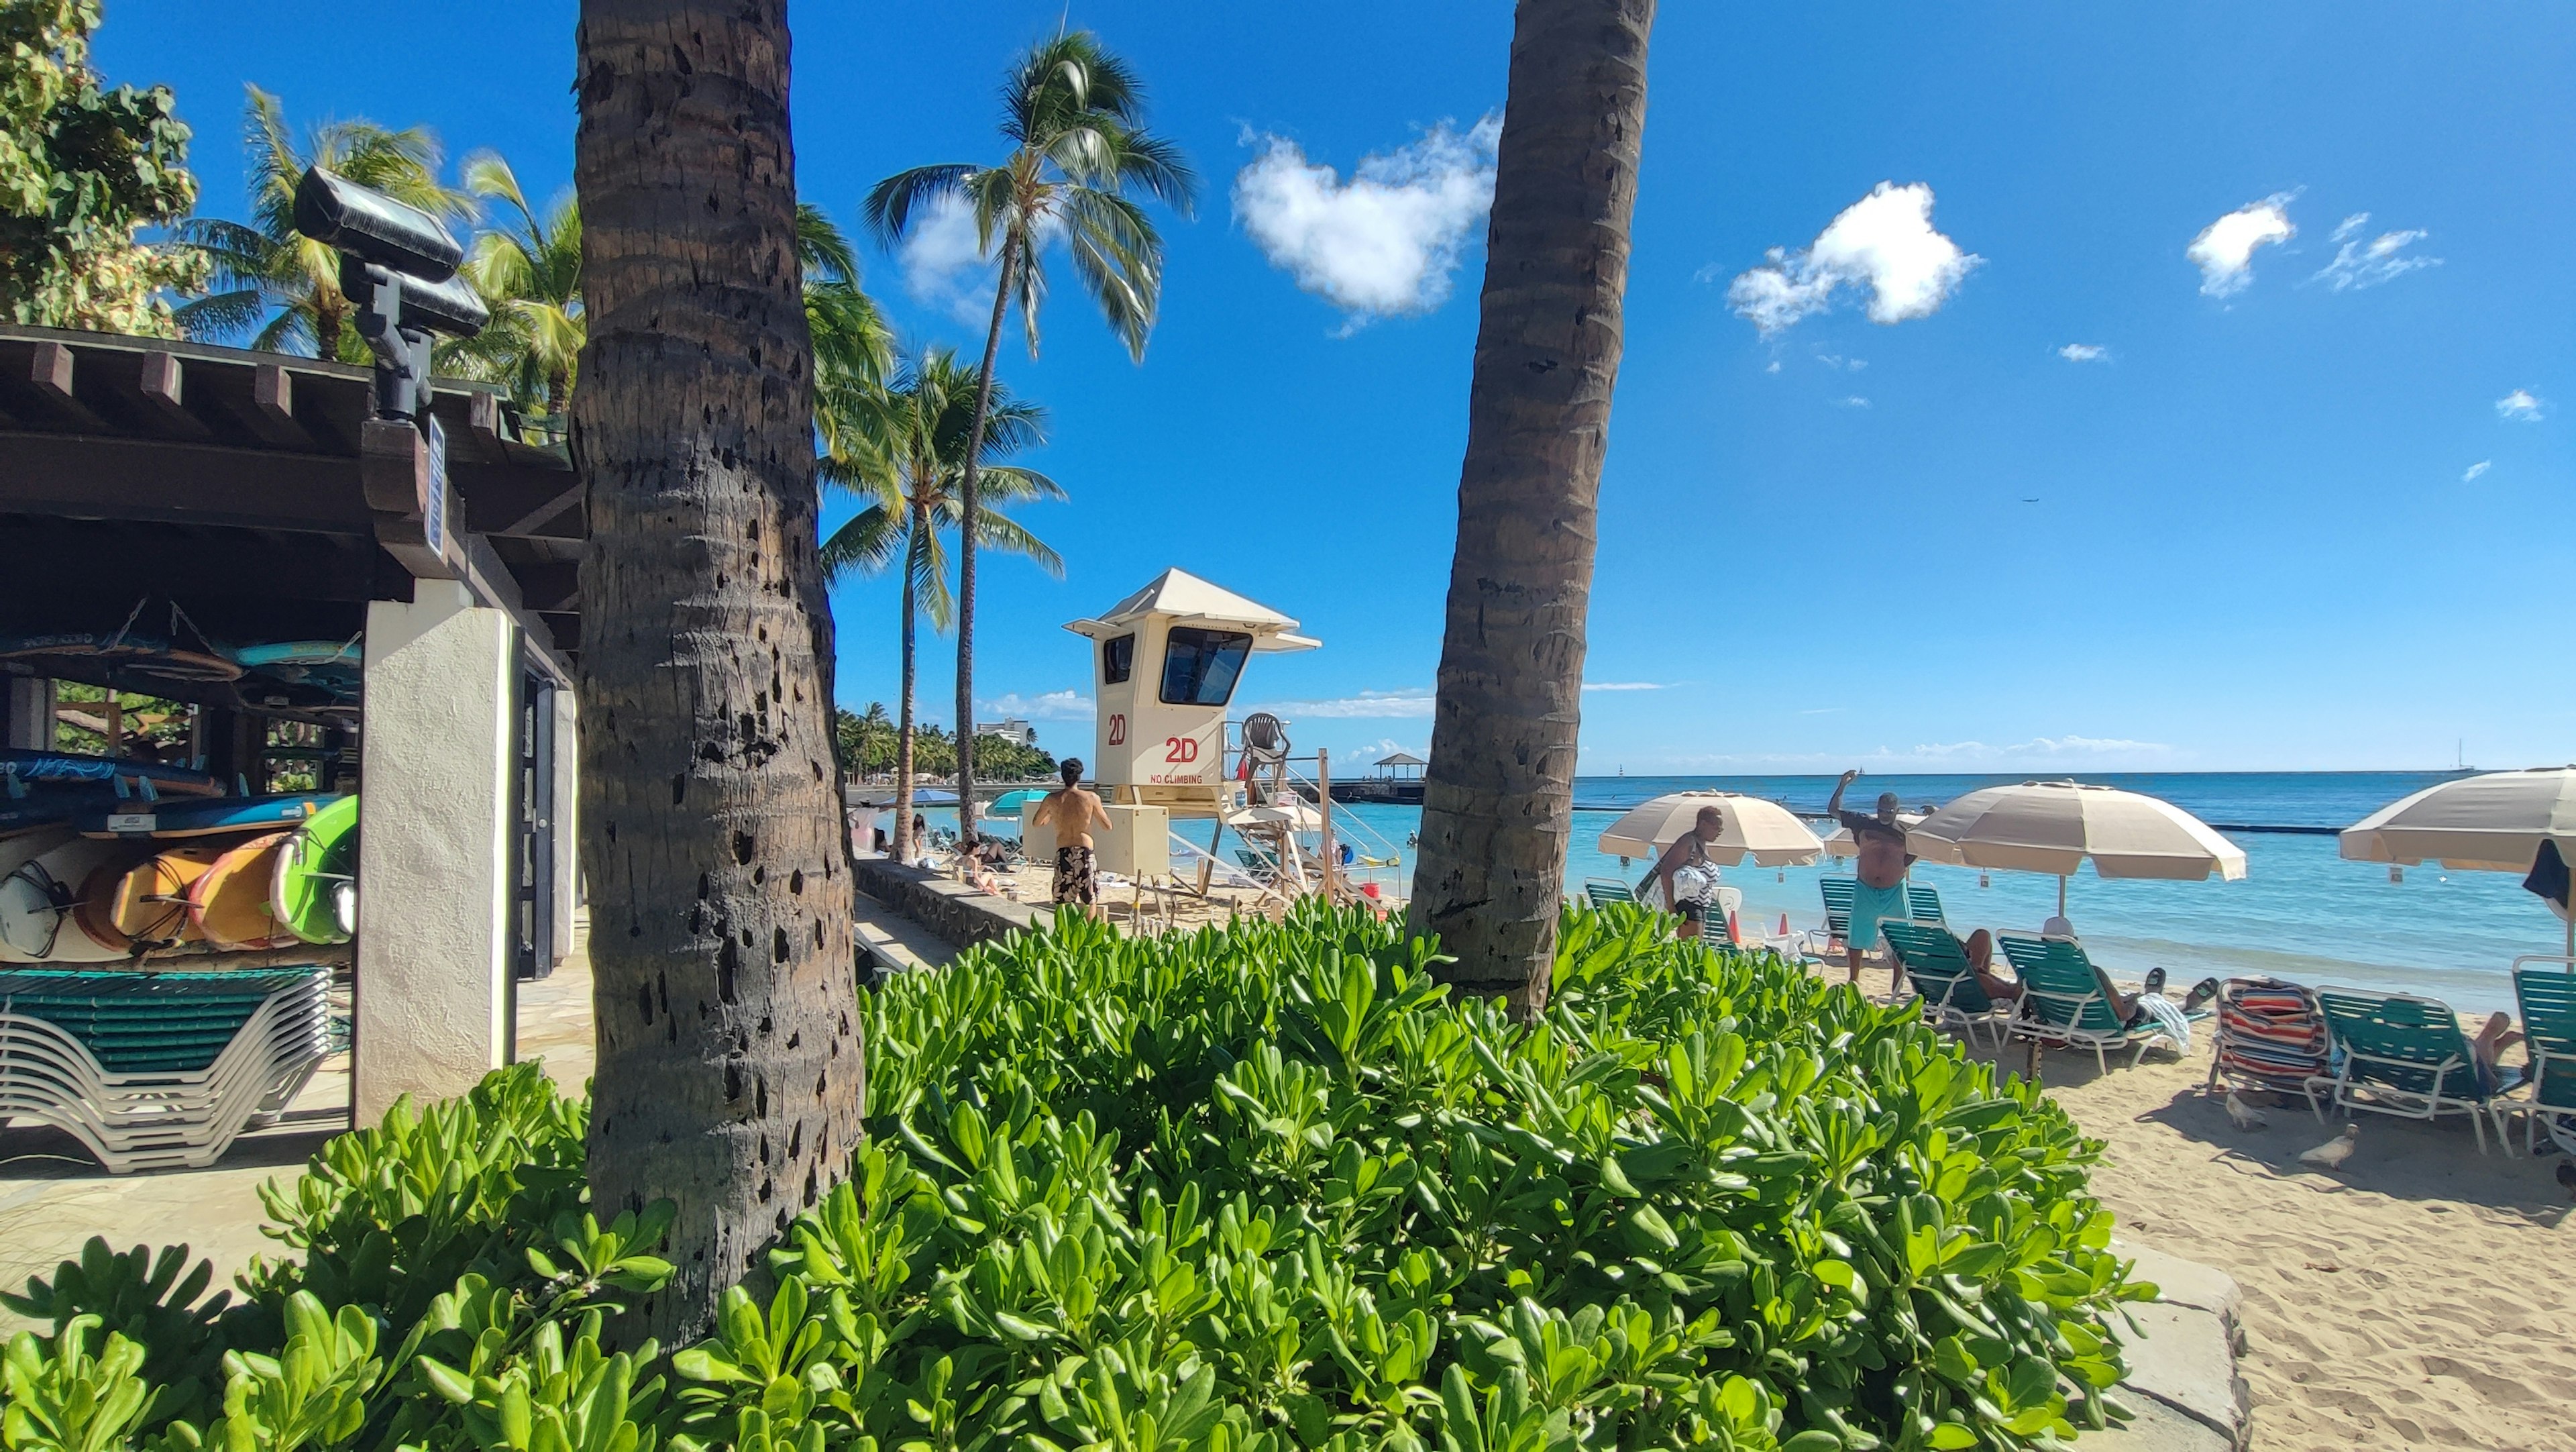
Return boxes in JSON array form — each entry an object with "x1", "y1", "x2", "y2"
[
  {"x1": 894, "y1": 507, "x2": 924, "y2": 862},
  {"x1": 955, "y1": 227, "x2": 1022, "y2": 845},
  {"x1": 1409, "y1": 0, "x2": 1655, "y2": 1017},
  {"x1": 569, "y1": 0, "x2": 865, "y2": 1344},
  {"x1": 315, "y1": 300, "x2": 342, "y2": 362}
]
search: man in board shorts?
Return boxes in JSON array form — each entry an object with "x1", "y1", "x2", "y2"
[
  {"x1": 1827, "y1": 768, "x2": 1915, "y2": 985},
  {"x1": 1030, "y1": 757, "x2": 1111, "y2": 915}
]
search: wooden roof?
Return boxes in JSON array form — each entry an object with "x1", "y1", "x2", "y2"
[{"x1": 0, "y1": 325, "x2": 582, "y2": 676}]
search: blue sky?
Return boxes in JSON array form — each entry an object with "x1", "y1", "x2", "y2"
[{"x1": 102, "y1": 2, "x2": 2573, "y2": 773}]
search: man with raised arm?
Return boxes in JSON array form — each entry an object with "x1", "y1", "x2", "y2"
[{"x1": 1827, "y1": 768, "x2": 1916, "y2": 985}]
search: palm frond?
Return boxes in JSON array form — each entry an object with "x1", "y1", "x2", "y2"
[
  {"x1": 966, "y1": 510, "x2": 1065, "y2": 578},
  {"x1": 820, "y1": 504, "x2": 906, "y2": 584},
  {"x1": 170, "y1": 288, "x2": 267, "y2": 342},
  {"x1": 1060, "y1": 187, "x2": 1161, "y2": 359},
  {"x1": 796, "y1": 204, "x2": 861, "y2": 284},
  {"x1": 863, "y1": 164, "x2": 976, "y2": 248}
]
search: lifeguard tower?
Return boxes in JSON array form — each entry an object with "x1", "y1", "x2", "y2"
[{"x1": 1023, "y1": 569, "x2": 1321, "y2": 888}]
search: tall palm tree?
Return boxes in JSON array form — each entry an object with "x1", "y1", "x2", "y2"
[
  {"x1": 1410, "y1": 0, "x2": 1656, "y2": 1015},
  {"x1": 452, "y1": 152, "x2": 582, "y2": 424},
  {"x1": 864, "y1": 29, "x2": 1193, "y2": 836},
  {"x1": 449, "y1": 164, "x2": 887, "y2": 442},
  {"x1": 570, "y1": 0, "x2": 863, "y2": 1343},
  {"x1": 175, "y1": 85, "x2": 472, "y2": 358},
  {"x1": 817, "y1": 348, "x2": 1062, "y2": 862}
]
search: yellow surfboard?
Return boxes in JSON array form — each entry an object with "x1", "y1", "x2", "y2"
[
  {"x1": 105, "y1": 843, "x2": 228, "y2": 947},
  {"x1": 189, "y1": 830, "x2": 298, "y2": 949}
]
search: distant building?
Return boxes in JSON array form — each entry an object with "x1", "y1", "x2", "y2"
[{"x1": 975, "y1": 717, "x2": 1036, "y2": 746}]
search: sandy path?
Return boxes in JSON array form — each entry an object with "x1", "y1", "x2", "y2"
[{"x1": 1834, "y1": 961, "x2": 2576, "y2": 1451}]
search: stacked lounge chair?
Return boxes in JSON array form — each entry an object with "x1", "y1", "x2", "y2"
[
  {"x1": 0, "y1": 968, "x2": 329, "y2": 1172},
  {"x1": 2509, "y1": 965, "x2": 2576, "y2": 1155},
  {"x1": 1819, "y1": 875, "x2": 1945, "y2": 951},
  {"x1": 2313, "y1": 986, "x2": 2510, "y2": 1153},
  {"x1": 1583, "y1": 878, "x2": 1637, "y2": 909},
  {"x1": 1881, "y1": 920, "x2": 2007, "y2": 1048},
  {"x1": 1997, "y1": 933, "x2": 2169, "y2": 1073},
  {"x1": 2203, "y1": 976, "x2": 2332, "y2": 1119}
]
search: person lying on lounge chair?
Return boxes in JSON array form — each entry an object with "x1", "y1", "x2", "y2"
[
  {"x1": 2471, "y1": 1011, "x2": 2526, "y2": 1098},
  {"x1": 1951, "y1": 929, "x2": 2024, "y2": 1003}
]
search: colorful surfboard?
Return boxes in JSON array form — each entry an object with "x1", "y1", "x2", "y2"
[
  {"x1": 189, "y1": 830, "x2": 299, "y2": 949},
  {"x1": 76, "y1": 793, "x2": 340, "y2": 840},
  {"x1": 0, "y1": 833, "x2": 147, "y2": 962},
  {"x1": 271, "y1": 794, "x2": 359, "y2": 945},
  {"x1": 103, "y1": 843, "x2": 229, "y2": 947}
]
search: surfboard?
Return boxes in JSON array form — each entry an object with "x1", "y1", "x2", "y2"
[
  {"x1": 0, "y1": 833, "x2": 147, "y2": 962},
  {"x1": 189, "y1": 830, "x2": 299, "y2": 949},
  {"x1": 272, "y1": 794, "x2": 359, "y2": 945},
  {"x1": 104, "y1": 844, "x2": 229, "y2": 948},
  {"x1": 232, "y1": 639, "x2": 363, "y2": 701},
  {"x1": 1, "y1": 749, "x2": 223, "y2": 798},
  {"x1": 76, "y1": 793, "x2": 341, "y2": 840}
]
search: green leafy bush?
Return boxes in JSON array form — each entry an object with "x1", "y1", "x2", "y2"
[
  {"x1": 680, "y1": 902, "x2": 2147, "y2": 1451},
  {"x1": 0, "y1": 904, "x2": 2145, "y2": 1451}
]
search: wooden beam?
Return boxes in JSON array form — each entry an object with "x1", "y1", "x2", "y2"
[
  {"x1": 0, "y1": 431, "x2": 371, "y2": 533},
  {"x1": 27, "y1": 340, "x2": 107, "y2": 430},
  {"x1": 136, "y1": 352, "x2": 213, "y2": 439},
  {"x1": 511, "y1": 561, "x2": 580, "y2": 612},
  {"x1": 468, "y1": 389, "x2": 508, "y2": 458},
  {"x1": 236, "y1": 362, "x2": 317, "y2": 449},
  {"x1": 493, "y1": 480, "x2": 585, "y2": 538}
]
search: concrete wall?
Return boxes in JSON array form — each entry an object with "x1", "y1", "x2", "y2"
[
  {"x1": 354, "y1": 581, "x2": 519, "y2": 1119},
  {"x1": 851, "y1": 858, "x2": 1049, "y2": 953}
]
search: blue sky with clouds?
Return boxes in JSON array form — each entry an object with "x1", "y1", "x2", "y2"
[{"x1": 103, "y1": 1, "x2": 2573, "y2": 772}]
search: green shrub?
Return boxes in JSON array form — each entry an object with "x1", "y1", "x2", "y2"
[
  {"x1": 681, "y1": 902, "x2": 2147, "y2": 1451},
  {"x1": 0, "y1": 903, "x2": 2145, "y2": 1451}
]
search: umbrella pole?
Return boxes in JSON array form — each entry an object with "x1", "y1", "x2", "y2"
[{"x1": 2057, "y1": 875, "x2": 2068, "y2": 917}]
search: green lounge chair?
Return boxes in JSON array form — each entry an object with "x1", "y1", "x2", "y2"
[
  {"x1": 2509, "y1": 961, "x2": 2576, "y2": 1155},
  {"x1": 1996, "y1": 934, "x2": 2167, "y2": 1073},
  {"x1": 1233, "y1": 848, "x2": 1280, "y2": 885},
  {"x1": 1905, "y1": 883, "x2": 1946, "y2": 925},
  {"x1": 1820, "y1": 876, "x2": 1856, "y2": 945},
  {"x1": 2314, "y1": 986, "x2": 2510, "y2": 1153},
  {"x1": 1583, "y1": 878, "x2": 1638, "y2": 909},
  {"x1": 1880, "y1": 921, "x2": 2006, "y2": 1049}
]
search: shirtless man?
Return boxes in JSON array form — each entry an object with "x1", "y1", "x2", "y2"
[
  {"x1": 1030, "y1": 758, "x2": 1111, "y2": 915},
  {"x1": 1827, "y1": 768, "x2": 1915, "y2": 984}
]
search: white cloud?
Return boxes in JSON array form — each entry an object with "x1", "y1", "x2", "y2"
[
  {"x1": 1658, "y1": 735, "x2": 2175, "y2": 771},
  {"x1": 1582, "y1": 681, "x2": 1676, "y2": 692},
  {"x1": 2496, "y1": 388, "x2": 2545, "y2": 422},
  {"x1": 1834, "y1": 395, "x2": 1871, "y2": 409},
  {"x1": 1344, "y1": 736, "x2": 1427, "y2": 765},
  {"x1": 2057, "y1": 343, "x2": 2108, "y2": 363},
  {"x1": 896, "y1": 193, "x2": 1062, "y2": 324},
  {"x1": 1233, "y1": 115, "x2": 1501, "y2": 327},
  {"x1": 1724, "y1": 181, "x2": 1982, "y2": 333},
  {"x1": 1246, "y1": 688, "x2": 1437, "y2": 719},
  {"x1": 1764, "y1": 360, "x2": 1781, "y2": 374},
  {"x1": 979, "y1": 690, "x2": 1094, "y2": 721},
  {"x1": 2331, "y1": 212, "x2": 2369, "y2": 243},
  {"x1": 2187, "y1": 193, "x2": 2297, "y2": 297},
  {"x1": 2311, "y1": 225, "x2": 2439, "y2": 291},
  {"x1": 2462, "y1": 460, "x2": 2491, "y2": 482}
]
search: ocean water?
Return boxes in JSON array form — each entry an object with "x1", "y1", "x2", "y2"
[{"x1": 945, "y1": 772, "x2": 2571, "y2": 1015}]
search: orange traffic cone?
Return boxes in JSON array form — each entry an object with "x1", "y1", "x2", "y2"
[{"x1": 1777, "y1": 913, "x2": 1790, "y2": 939}]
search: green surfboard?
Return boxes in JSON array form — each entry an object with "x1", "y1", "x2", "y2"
[{"x1": 270, "y1": 794, "x2": 359, "y2": 945}]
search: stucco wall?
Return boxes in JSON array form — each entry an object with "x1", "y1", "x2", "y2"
[{"x1": 354, "y1": 584, "x2": 517, "y2": 1119}]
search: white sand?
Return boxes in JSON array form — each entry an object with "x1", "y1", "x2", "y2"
[{"x1": 1836, "y1": 960, "x2": 2576, "y2": 1451}]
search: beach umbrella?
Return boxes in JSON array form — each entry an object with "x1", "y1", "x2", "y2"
[
  {"x1": 2340, "y1": 766, "x2": 2576, "y2": 955},
  {"x1": 1908, "y1": 780, "x2": 2247, "y2": 914},
  {"x1": 1595, "y1": 791, "x2": 1825, "y2": 867},
  {"x1": 1227, "y1": 799, "x2": 1324, "y2": 831}
]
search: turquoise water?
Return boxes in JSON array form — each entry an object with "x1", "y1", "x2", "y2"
[{"x1": 945, "y1": 772, "x2": 2569, "y2": 1014}]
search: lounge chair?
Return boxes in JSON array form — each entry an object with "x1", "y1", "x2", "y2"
[
  {"x1": 2509, "y1": 962, "x2": 2576, "y2": 1155},
  {"x1": 1582, "y1": 878, "x2": 1638, "y2": 909},
  {"x1": 2314, "y1": 986, "x2": 2510, "y2": 1153},
  {"x1": 0, "y1": 968, "x2": 330, "y2": 1173},
  {"x1": 2202, "y1": 976, "x2": 2330, "y2": 1119},
  {"x1": 1234, "y1": 847, "x2": 1280, "y2": 885},
  {"x1": 1905, "y1": 883, "x2": 1946, "y2": 926},
  {"x1": 1996, "y1": 935, "x2": 2169, "y2": 1073},
  {"x1": 1880, "y1": 921, "x2": 2006, "y2": 1049},
  {"x1": 1820, "y1": 876, "x2": 1855, "y2": 947}
]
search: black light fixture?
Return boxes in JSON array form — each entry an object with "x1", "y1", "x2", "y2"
[{"x1": 292, "y1": 166, "x2": 489, "y2": 421}]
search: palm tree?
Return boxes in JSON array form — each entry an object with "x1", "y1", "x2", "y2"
[
  {"x1": 447, "y1": 178, "x2": 888, "y2": 441},
  {"x1": 864, "y1": 29, "x2": 1193, "y2": 838},
  {"x1": 176, "y1": 85, "x2": 472, "y2": 358},
  {"x1": 817, "y1": 348, "x2": 1063, "y2": 862},
  {"x1": 1410, "y1": 0, "x2": 1656, "y2": 1016},
  {"x1": 451, "y1": 153, "x2": 582, "y2": 425},
  {"x1": 570, "y1": 3, "x2": 863, "y2": 1343}
]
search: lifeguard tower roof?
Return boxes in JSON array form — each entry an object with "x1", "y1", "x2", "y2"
[{"x1": 1063, "y1": 568, "x2": 1320, "y2": 652}]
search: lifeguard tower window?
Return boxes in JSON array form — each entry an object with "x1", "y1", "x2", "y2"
[
  {"x1": 1102, "y1": 633, "x2": 1135, "y2": 684},
  {"x1": 1161, "y1": 627, "x2": 1253, "y2": 706}
]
